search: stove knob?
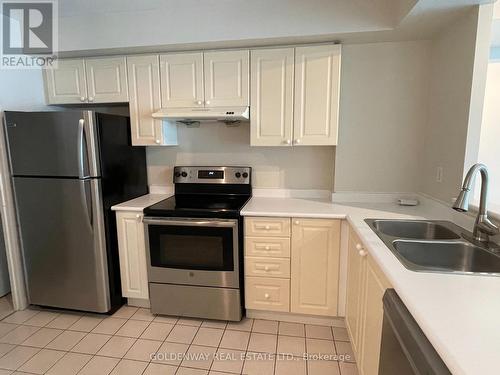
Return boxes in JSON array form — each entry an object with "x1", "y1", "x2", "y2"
[
  {"x1": 235, "y1": 172, "x2": 241, "y2": 178},
  {"x1": 242, "y1": 172, "x2": 249, "y2": 178},
  {"x1": 174, "y1": 172, "x2": 181, "y2": 177},
  {"x1": 181, "y1": 172, "x2": 188, "y2": 178}
]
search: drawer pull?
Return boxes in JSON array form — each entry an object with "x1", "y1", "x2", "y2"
[
  {"x1": 264, "y1": 293, "x2": 270, "y2": 299},
  {"x1": 265, "y1": 225, "x2": 271, "y2": 230},
  {"x1": 356, "y1": 243, "x2": 364, "y2": 251},
  {"x1": 265, "y1": 245, "x2": 270, "y2": 250},
  {"x1": 264, "y1": 266, "x2": 270, "y2": 271},
  {"x1": 359, "y1": 250, "x2": 368, "y2": 257}
]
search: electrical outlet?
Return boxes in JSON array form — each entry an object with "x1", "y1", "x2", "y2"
[{"x1": 436, "y1": 166, "x2": 443, "y2": 183}]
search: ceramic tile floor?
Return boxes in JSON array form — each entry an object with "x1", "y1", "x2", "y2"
[{"x1": 0, "y1": 305, "x2": 359, "y2": 375}]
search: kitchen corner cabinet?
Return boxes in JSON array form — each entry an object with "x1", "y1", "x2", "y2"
[
  {"x1": 346, "y1": 227, "x2": 392, "y2": 375},
  {"x1": 127, "y1": 55, "x2": 178, "y2": 146},
  {"x1": 116, "y1": 211, "x2": 149, "y2": 300},
  {"x1": 160, "y1": 49, "x2": 249, "y2": 109},
  {"x1": 250, "y1": 44, "x2": 341, "y2": 146},
  {"x1": 244, "y1": 217, "x2": 340, "y2": 317},
  {"x1": 43, "y1": 57, "x2": 129, "y2": 104}
]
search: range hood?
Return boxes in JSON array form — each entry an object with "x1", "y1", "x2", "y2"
[{"x1": 152, "y1": 106, "x2": 250, "y2": 124}]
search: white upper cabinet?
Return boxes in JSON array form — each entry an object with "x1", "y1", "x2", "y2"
[
  {"x1": 293, "y1": 44, "x2": 341, "y2": 145},
  {"x1": 204, "y1": 50, "x2": 249, "y2": 107},
  {"x1": 85, "y1": 56, "x2": 129, "y2": 103},
  {"x1": 250, "y1": 44, "x2": 341, "y2": 147},
  {"x1": 127, "y1": 54, "x2": 177, "y2": 146},
  {"x1": 44, "y1": 59, "x2": 87, "y2": 104},
  {"x1": 250, "y1": 48, "x2": 294, "y2": 146},
  {"x1": 44, "y1": 57, "x2": 129, "y2": 104},
  {"x1": 159, "y1": 49, "x2": 249, "y2": 108},
  {"x1": 160, "y1": 52, "x2": 204, "y2": 108}
]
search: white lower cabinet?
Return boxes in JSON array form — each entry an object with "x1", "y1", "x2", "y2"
[
  {"x1": 245, "y1": 277, "x2": 290, "y2": 312},
  {"x1": 291, "y1": 218, "x2": 340, "y2": 316},
  {"x1": 244, "y1": 216, "x2": 340, "y2": 317},
  {"x1": 116, "y1": 211, "x2": 149, "y2": 300},
  {"x1": 345, "y1": 226, "x2": 392, "y2": 375}
]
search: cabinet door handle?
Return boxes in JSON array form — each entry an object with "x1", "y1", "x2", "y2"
[
  {"x1": 359, "y1": 250, "x2": 367, "y2": 257},
  {"x1": 80, "y1": 96, "x2": 86, "y2": 102},
  {"x1": 88, "y1": 97, "x2": 94, "y2": 102},
  {"x1": 205, "y1": 100, "x2": 211, "y2": 105},
  {"x1": 264, "y1": 293, "x2": 270, "y2": 299},
  {"x1": 155, "y1": 139, "x2": 160, "y2": 144},
  {"x1": 196, "y1": 100, "x2": 202, "y2": 105},
  {"x1": 356, "y1": 243, "x2": 363, "y2": 251},
  {"x1": 136, "y1": 214, "x2": 142, "y2": 222},
  {"x1": 294, "y1": 139, "x2": 301, "y2": 144},
  {"x1": 283, "y1": 139, "x2": 291, "y2": 145},
  {"x1": 294, "y1": 220, "x2": 300, "y2": 225}
]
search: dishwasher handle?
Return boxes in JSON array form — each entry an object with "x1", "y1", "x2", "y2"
[{"x1": 380, "y1": 289, "x2": 451, "y2": 375}]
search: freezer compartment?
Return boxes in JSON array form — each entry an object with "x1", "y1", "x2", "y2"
[
  {"x1": 14, "y1": 177, "x2": 110, "y2": 312},
  {"x1": 4, "y1": 111, "x2": 100, "y2": 178}
]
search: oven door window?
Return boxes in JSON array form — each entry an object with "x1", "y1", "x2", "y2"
[{"x1": 148, "y1": 224, "x2": 234, "y2": 271}]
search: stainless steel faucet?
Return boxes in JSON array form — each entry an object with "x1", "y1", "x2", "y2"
[{"x1": 453, "y1": 163, "x2": 499, "y2": 243}]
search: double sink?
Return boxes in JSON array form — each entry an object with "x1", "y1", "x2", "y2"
[{"x1": 365, "y1": 219, "x2": 500, "y2": 276}]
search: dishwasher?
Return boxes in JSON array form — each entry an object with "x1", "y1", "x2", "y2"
[{"x1": 379, "y1": 289, "x2": 451, "y2": 375}]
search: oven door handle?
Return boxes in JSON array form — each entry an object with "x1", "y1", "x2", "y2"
[{"x1": 143, "y1": 217, "x2": 237, "y2": 228}]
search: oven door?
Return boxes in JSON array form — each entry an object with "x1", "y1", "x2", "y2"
[{"x1": 144, "y1": 217, "x2": 240, "y2": 288}]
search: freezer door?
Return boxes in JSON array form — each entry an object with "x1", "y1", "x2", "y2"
[
  {"x1": 4, "y1": 111, "x2": 100, "y2": 178},
  {"x1": 14, "y1": 177, "x2": 110, "y2": 312}
]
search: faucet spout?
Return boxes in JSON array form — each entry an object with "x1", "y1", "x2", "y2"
[{"x1": 453, "y1": 163, "x2": 499, "y2": 242}]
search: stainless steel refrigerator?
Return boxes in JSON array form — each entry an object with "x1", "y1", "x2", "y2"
[{"x1": 3, "y1": 110, "x2": 148, "y2": 313}]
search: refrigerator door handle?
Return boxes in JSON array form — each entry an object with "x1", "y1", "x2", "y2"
[
  {"x1": 82, "y1": 111, "x2": 101, "y2": 177},
  {"x1": 80, "y1": 180, "x2": 93, "y2": 229},
  {"x1": 77, "y1": 119, "x2": 87, "y2": 179},
  {"x1": 89, "y1": 178, "x2": 111, "y2": 311}
]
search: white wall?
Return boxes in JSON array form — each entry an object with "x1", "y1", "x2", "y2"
[
  {"x1": 57, "y1": 0, "x2": 396, "y2": 54},
  {"x1": 476, "y1": 60, "x2": 500, "y2": 208},
  {"x1": 0, "y1": 69, "x2": 46, "y2": 111},
  {"x1": 421, "y1": 5, "x2": 491, "y2": 203},
  {"x1": 334, "y1": 40, "x2": 430, "y2": 193},
  {"x1": 147, "y1": 123, "x2": 335, "y2": 192}
]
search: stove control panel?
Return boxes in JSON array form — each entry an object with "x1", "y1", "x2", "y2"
[{"x1": 174, "y1": 166, "x2": 251, "y2": 184}]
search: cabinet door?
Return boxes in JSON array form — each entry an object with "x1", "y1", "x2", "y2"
[
  {"x1": 160, "y1": 52, "x2": 204, "y2": 108},
  {"x1": 293, "y1": 44, "x2": 341, "y2": 145},
  {"x1": 250, "y1": 48, "x2": 294, "y2": 146},
  {"x1": 291, "y1": 218, "x2": 340, "y2": 316},
  {"x1": 204, "y1": 50, "x2": 249, "y2": 107},
  {"x1": 345, "y1": 231, "x2": 366, "y2": 356},
  {"x1": 116, "y1": 212, "x2": 149, "y2": 300},
  {"x1": 359, "y1": 254, "x2": 391, "y2": 375},
  {"x1": 126, "y1": 55, "x2": 163, "y2": 146},
  {"x1": 85, "y1": 56, "x2": 129, "y2": 103},
  {"x1": 43, "y1": 59, "x2": 87, "y2": 104}
]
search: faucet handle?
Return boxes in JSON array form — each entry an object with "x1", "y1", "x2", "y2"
[{"x1": 477, "y1": 217, "x2": 500, "y2": 236}]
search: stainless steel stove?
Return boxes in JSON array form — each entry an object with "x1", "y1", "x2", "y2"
[{"x1": 143, "y1": 166, "x2": 251, "y2": 321}]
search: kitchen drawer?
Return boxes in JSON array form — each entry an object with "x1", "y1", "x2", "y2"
[
  {"x1": 245, "y1": 217, "x2": 290, "y2": 237},
  {"x1": 245, "y1": 257, "x2": 291, "y2": 278},
  {"x1": 245, "y1": 277, "x2": 290, "y2": 312},
  {"x1": 245, "y1": 237, "x2": 291, "y2": 258}
]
